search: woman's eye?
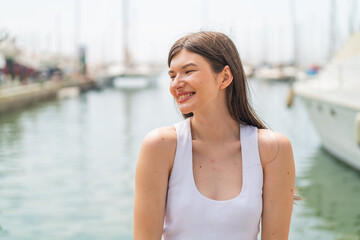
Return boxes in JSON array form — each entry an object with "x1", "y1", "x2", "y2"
[{"x1": 185, "y1": 70, "x2": 194, "y2": 74}]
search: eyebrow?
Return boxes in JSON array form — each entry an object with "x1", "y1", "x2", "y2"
[{"x1": 168, "y1": 63, "x2": 198, "y2": 74}]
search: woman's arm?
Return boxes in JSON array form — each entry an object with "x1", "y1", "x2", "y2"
[
  {"x1": 259, "y1": 130, "x2": 295, "y2": 240},
  {"x1": 133, "y1": 127, "x2": 176, "y2": 240}
]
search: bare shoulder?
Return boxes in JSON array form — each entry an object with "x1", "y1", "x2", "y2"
[
  {"x1": 257, "y1": 128, "x2": 293, "y2": 167},
  {"x1": 142, "y1": 126, "x2": 177, "y2": 151},
  {"x1": 138, "y1": 126, "x2": 177, "y2": 173},
  {"x1": 134, "y1": 126, "x2": 177, "y2": 239},
  {"x1": 259, "y1": 128, "x2": 295, "y2": 239}
]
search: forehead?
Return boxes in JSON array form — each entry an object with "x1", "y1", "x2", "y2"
[{"x1": 169, "y1": 50, "x2": 209, "y2": 68}]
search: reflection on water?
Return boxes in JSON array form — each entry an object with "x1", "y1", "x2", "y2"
[
  {"x1": 0, "y1": 74, "x2": 359, "y2": 239},
  {"x1": 0, "y1": 91, "x2": 137, "y2": 240},
  {"x1": 300, "y1": 147, "x2": 360, "y2": 239}
]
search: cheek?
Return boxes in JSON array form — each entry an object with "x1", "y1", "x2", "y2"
[{"x1": 169, "y1": 84, "x2": 177, "y2": 99}]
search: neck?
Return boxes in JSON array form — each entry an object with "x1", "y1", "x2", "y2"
[{"x1": 190, "y1": 107, "x2": 239, "y2": 143}]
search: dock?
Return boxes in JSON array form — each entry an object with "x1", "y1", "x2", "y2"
[{"x1": 0, "y1": 78, "x2": 97, "y2": 114}]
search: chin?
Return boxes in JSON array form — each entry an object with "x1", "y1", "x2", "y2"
[
  {"x1": 182, "y1": 111, "x2": 193, "y2": 116},
  {"x1": 178, "y1": 106, "x2": 193, "y2": 115},
  {"x1": 179, "y1": 110, "x2": 192, "y2": 115},
  {"x1": 180, "y1": 111, "x2": 193, "y2": 117}
]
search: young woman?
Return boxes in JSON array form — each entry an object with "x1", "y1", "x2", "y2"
[{"x1": 134, "y1": 31, "x2": 295, "y2": 240}]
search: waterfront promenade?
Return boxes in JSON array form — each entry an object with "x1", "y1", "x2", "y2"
[{"x1": 0, "y1": 76, "x2": 96, "y2": 114}]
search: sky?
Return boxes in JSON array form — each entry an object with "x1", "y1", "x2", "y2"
[{"x1": 0, "y1": 0, "x2": 359, "y2": 66}]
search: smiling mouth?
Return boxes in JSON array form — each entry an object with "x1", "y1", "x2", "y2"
[{"x1": 178, "y1": 92, "x2": 195, "y2": 103}]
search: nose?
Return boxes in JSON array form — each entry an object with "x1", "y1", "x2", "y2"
[{"x1": 171, "y1": 75, "x2": 185, "y2": 89}]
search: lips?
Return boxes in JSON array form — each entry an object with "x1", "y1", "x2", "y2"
[{"x1": 178, "y1": 92, "x2": 195, "y2": 104}]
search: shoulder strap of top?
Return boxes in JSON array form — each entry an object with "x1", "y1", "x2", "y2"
[
  {"x1": 173, "y1": 118, "x2": 191, "y2": 156},
  {"x1": 240, "y1": 124, "x2": 261, "y2": 167},
  {"x1": 169, "y1": 118, "x2": 192, "y2": 183}
]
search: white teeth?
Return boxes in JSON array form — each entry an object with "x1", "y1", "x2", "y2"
[{"x1": 179, "y1": 93, "x2": 193, "y2": 100}]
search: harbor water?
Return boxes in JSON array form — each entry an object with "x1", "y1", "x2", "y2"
[{"x1": 0, "y1": 72, "x2": 359, "y2": 240}]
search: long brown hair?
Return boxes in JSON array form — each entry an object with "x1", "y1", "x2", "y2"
[
  {"x1": 168, "y1": 31, "x2": 302, "y2": 203},
  {"x1": 168, "y1": 31, "x2": 267, "y2": 129}
]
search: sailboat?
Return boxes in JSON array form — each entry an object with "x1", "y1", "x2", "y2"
[
  {"x1": 112, "y1": 0, "x2": 157, "y2": 90},
  {"x1": 293, "y1": 32, "x2": 360, "y2": 170}
]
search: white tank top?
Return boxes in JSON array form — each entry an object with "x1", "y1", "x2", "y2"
[{"x1": 162, "y1": 117, "x2": 263, "y2": 240}]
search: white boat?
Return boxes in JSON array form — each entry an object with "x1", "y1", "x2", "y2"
[
  {"x1": 293, "y1": 32, "x2": 360, "y2": 170},
  {"x1": 113, "y1": 75, "x2": 153, "y2": 90},
  {"x1": 254, "y1": 65, "x2": 296, "y2": 81}
]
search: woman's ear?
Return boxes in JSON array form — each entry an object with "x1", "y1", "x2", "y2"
[{"x1": 219, "y1": 65, "x2": 233, "y2": 90}]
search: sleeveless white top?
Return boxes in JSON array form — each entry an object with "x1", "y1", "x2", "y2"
[{"x1": 162, "y1": 117, "x2": 263, "y2": 240}]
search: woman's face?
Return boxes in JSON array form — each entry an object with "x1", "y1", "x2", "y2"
[{"x1": 168, "y1": 49, "x2": 222, "y2": 115}]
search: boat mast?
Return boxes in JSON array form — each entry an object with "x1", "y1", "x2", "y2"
[
  {"x1": 74, "y1": 0, "x2": 81, "y2": 72},
  {"x1": 329, "y1": 0, "x2": 336, "y2": 60},
  {"x1": 122, "y1": 0, "x2": 132, "y2": 71},
  {"x1": 290, "y1": 0, "x2": 298, "y2": 68},
  {"x1": 262, "y1": 17, "x2": 268, "y2": 65},
  {"x1": 56, "y1": 15, "x2": 61, "y2": 56}
]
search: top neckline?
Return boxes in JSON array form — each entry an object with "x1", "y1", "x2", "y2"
[{"x1": 186, "y1": 117, "x2": 246, "y2": 204}]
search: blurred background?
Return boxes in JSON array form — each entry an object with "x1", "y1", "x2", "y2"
[{"x1": 0, "y1": 0, "x2": 360, "y2": 239}]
